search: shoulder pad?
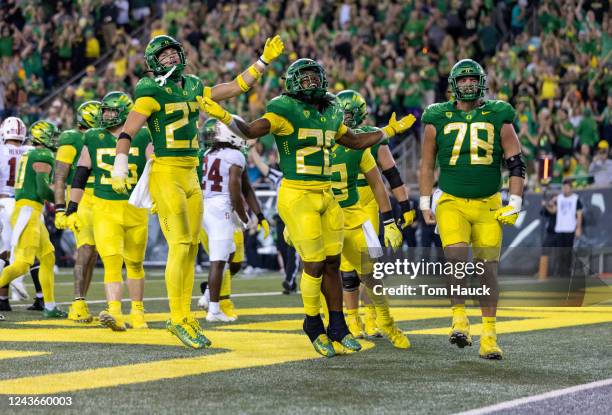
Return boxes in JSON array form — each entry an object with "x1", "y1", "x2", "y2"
[
  {"x1": 266, "y1": 95, "x2": 293, "y2": 116},
  {"x1": 422, "y1": 102, "x2": 448, "y2": 124},
  {"x1": 134, "y1": 77, "x2": 161, "y2": 100},
  {"x1": 58, "y1": 129, "x2": 81, "y2": 147},
  {"x1": 485, "y1": 100, "x2": 516, "y2": 123}
]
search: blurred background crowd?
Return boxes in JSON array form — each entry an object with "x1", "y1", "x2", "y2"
[{"x1": 0, "y1": 0, "x2": 610, "y2": 269}]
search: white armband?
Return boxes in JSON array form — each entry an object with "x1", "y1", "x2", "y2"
[
  {"x1": 112, "y1": 153, "x2": 129, "y2": 177},
  {"x1": 420, "y1": 196, "x2": 431, "y2": 211}
]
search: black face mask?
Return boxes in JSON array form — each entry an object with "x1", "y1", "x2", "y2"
[{"x1": 286, "y1": 91, "x2": 334, "y2": 112}]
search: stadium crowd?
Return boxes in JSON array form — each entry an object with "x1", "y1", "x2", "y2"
[{"x1": 0, "y1": 0, "x2": 610, "y2": 264}]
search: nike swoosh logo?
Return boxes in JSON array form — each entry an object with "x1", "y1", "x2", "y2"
[{"x1": 482, "y1": 111, "x2": 491, "y2": 115}]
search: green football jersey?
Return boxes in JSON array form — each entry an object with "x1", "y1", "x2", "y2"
[
  {"x1": 331, "y1": 145, "x2": 372, "y2": 208},
  {"x1": 134, "y1": 75, "x2": 203, "y2": 159},
  {"x1": 266, "y1": 94, "x2": 344, "y2": 184},
  {"x1": 85, "y1": 127, "x2": 151, "y2": 200},
  {"x1": 57, "y1": 129, "x2": 94, "y2": 188},
  {"x1": 14, "y1": 148, "x2": 55, "y2": 203},
  {"x1": 355, "y1": 125, "x2": 385, "y2": 187},
  {"x1": 421, "y1": 100, "x2": 516, "y2": 198}
]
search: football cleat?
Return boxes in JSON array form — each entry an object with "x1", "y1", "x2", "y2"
[
  {"x1": 27, "y1": 297, "x2": 44, "y2": 311},
  {"x1": 312, "y1": 334, "x2": 335, "y2": 358},
  {"x1": 479, "y1": 332, "x2": 503, "y2": 360},
  {"x1": 128, "y1": 309, "x2": 148, "y2": 329},
  {"x1": 449, "y1": 310, "x2": 473, "y2": 348},
  {"x1": 0, "y1": 298, "x2": 11, "y2": 311},
  {"x1": 364, "y1": 307, "x2": 382, "y2": 338},
  {"x1": 10, "y1": 278, "x2": 28, "y2": 301},
  {"x1": 198, "y1": 287, "x2": 210, "y2": 310},
  {"x1": 378, "y1": 319, "x2": 411, "y2": 349},
  {"x1": 346, "y1": 313, "x2": 364, "y2": 338},
  {"x1": 99, "y1": 310, "x2": 126, "y2": 331},
  {"x1": 331, "y1": 334, "x2": 362, "y2": 354},
  {"x1": 185, "y1": 318, "x2": 212, "y2": 348},
  {"x1": 42, "y1": 307, "x2": 68, "y2": 319},
  {"x1": 206, "y1": 310, "x2": 234, "y2": 323},
  {"x1": 220, "y1": 299, "x2": 237, "y2": 321},
  {"x1": 282, "y1": 280, "x2": 296, "y2": 295},
  {"x1": 166, "y1": 319, "x2": 203, "y2": 349},
  {"x1": 68, "y1": 299, "x2": 93, "y2": 323}
]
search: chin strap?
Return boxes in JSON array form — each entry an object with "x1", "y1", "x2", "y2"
[{"x1": 155, "y1": 65, "x2": 177, "y2": 86}]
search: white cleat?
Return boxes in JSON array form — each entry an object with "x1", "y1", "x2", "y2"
[
  {"x1": 198, "y1": 287, "x2": 210, "y2": 310},
  {"x1": 10, "y1": 277, "x2": 29, "y2": 301},
  {"x1": 206, "y1": 311, "x2": 234, "y2": 322}
]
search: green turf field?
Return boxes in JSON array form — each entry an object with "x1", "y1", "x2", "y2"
[{"x1": 0, "y1": 270, "x2": 611, "y2": 414}]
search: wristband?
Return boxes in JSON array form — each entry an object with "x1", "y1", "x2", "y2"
[
  {"x1": 235, "y1": 74, "x2": 250, "y2": 92},
  {"x1": 55, "y1": 204, "x2": 66, "y2": 212},
  {"x1": 399, "y1": 200, "x2": 412, "y2": 213},
  {"x1": 66, "y1": 201, "x2": 79, "y2": 216},
  {"x1": 113, "y1": 153, "x2": 129, "y2": 177},
  {"x1": 420, "y1": 196, "x2": 431, "y2": 211},
  {"x1": 248, "y1": 64, "x2": 262, "y2": 80},
  {"x1": 381, "y1": 210, "x2": 395, "y2": 224},
  {"x1": 118, "y1": 132, "x2": 132, "y2": 142},
  {"x1": 508, "y1": 194, "x2": 522, "y2": 212},
  {"x1": 258, "y1": 57, "x2": 269, "y2": 66},
  {"x1": 257, "y1": 212, "x2": 265, "y2": 223}
]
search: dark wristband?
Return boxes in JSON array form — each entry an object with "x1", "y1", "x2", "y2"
[
  {"x1": 258, "y1": 57, "x2": 269, "y2": 66},
  {"x1": 55, "y1": 203, "x2": 66, "y2": 212},
  {"x1": 119, "y1": 132, "x2": 132, "y2": 141},
  {"x1": 399, "y1": 200, "x2": 412, "y2": 213},
  {"x1": 66, "y1": 201, "x2": 79, "y2": 216},
  {"x1": 257, "y1": 212, "x2": 265, "y2": 223},
  {"x1": 381, "y1": 210, "x2": 394, "y2": 224}
]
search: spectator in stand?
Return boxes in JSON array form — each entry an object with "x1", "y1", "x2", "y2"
[
  {"x1": 552, "y1": 179, "x2": 583, "y2": 278},
  {"x1": 589, "y1": 140, "x2": 612, "y2": 186}
]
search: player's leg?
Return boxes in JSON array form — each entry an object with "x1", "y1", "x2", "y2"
[
  {"x1": 124, "y1": 206, "x2": 149, "y2": 329},
  {"x1": 321, "y1": 192, "x2": 360, "y2": 353},
  {"x1": 37, "y1": 218, "x2": 65, "y2": 318},
  {"x1": 471, "y1": 194, "x2": 503, "y2": 360},
  {"x1": 360, "y1": 287, "x2": 381, "y2": 337},
  {"x1": 150, "y1": 165, "x2": 204, "y2": 348},
  {"x1": 27, "y1": 261, "x2": 44, "y2": 310},
  {"x1": 436, "y1": 193, "x2": 473, "y2": 348},
  {"x1": 219, "y1": 228, "x2": 243, "y2": 319},
  {"x1": 278, "y1": 184, "x2": 334, "y2": 357}
]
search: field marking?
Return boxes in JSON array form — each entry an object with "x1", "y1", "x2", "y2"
[{"x1": 457, "y1": 377, "x2": 612, "y2": 415}]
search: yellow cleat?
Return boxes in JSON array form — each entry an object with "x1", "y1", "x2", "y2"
[
  {"x1": 99, "y1": 310, "x2": 127, "y2": 332},
  {"x1": 128, "y1": 309, "x2": 148, "y2": 329},
  {"x1": 220, "y1": 299, "x2": 238, "y2": 321},
  {"x1": 346, "y1": 313, "x2": 364, "y2": 338},
  {"x1": 364, "y1": 307, "x2": 382, "y2": 338},
  {"x1": 449, "y1": 309, "x2": 472, "y2": 348},
  {"x1": 312, "y1": 334, "x2": 335, "y2": 358},
  {"x1": 68, "y1": 299, "x2": 93, "y2": 323},
  {"x1": 378, "y1": 319, "x2": 411, "y2": 349},
  {"x1": 480, "y1": 332, "x2": 503, "y2": 360}
]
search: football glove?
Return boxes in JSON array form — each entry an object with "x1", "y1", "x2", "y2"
[
  {"x1": 257, "y1": 213, "x2": 270, "y2": 239},
  {"x1": 494, "y1": 195, "x2": 522, "y2": 226},
  {"x1": 110, "y1": 174, "x2": 132, "y2": 195},
  {"x1": 199, "y1": 97, "x2": 232, "y2": 125},
  {"x1": 397, "y1": 200, "x2": 416, "y2": 229},
  {"x1": 260, "y1": 35, "x2": 285, "y2": 64},
  {"x1": 381, "y1": 112, "x2": 417, "y2": 138},
  {"x1": 55, "y1": 209, "x2": 68, "y2": 230},
  {"x1": 382, "y1": 213, "x2": 403, "y2": 250},
  {"x1": 65, "y1": 213, "x2": 82, "y2": 233},
  {"x1": 111, "y1": 153, "x2": 131, "y2": 195}
]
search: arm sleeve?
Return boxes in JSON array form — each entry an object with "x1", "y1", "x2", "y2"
[
  {"x1": 261, "y1": 112, "x2": 294, "y2": 136},
  {"x1": 133, "y1": 97, "x2": 161, "y2": 117},
  {"x1": 56, "y1": 145, "x2": 77, "y2": 164},
  {"x1": 359, "y1": 148, "x2": 377, "y2": 174},
  {"x1": 35, "y1": 172, "x2": 54, "y2": 202}
]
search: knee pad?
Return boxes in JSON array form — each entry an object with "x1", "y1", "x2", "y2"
[
  {"x1": 125, "y1": 259, "x2": 144, "y2": 280},
  {"x1": 102, "y1": 255, "x2": 123, "y2": 283},
  {"x1": 341, "y1": 270, "x2": 360, "y2": 292}
]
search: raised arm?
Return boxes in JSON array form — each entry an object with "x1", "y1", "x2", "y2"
[
  {"x1": 337, "y1": 113, "x2": 417, "y2": 149},
  {"x1": 210, "y1": 35, "x2": 284, "y2": 102},
  {"x1": 200, "y1": 97, "x2": 272, "y2": 139}
]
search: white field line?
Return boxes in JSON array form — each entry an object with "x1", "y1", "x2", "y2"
[{"x1": 456, "y1": 377, "x2": 612, "y2": 415}]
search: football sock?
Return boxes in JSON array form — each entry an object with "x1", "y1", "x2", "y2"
[
  {"x1": 30, "y1": 264, "x2": 42, "y2": 293},
  {"x1": 365, "y1": 304, "x2": 377, "y2": 320},
  {"x1": 0, "y1": 260, "x2": 29, "y2": 288},
  {"x1": 452, "y1": 304, "x2": 466, "y2": 314},
  {"x1": 482, "y1": 316, "x2": 496, "y2": 333},
  {"x1": 365, "y1": 287, "x2": 391, "y2": 324},
  {"x1": 44, "y1": 302, "x2": 56, "y2": 311},
  {"x1": 300, "y1": 271, "x2": 322, "y2": 317},
  {"x1": 209, "y1": 301, "x2": 220, "y2": 314},
  {"x1": 303, "y1": 315, "x2": 325, "y2": 342},
  {"x1": 131, "y1": 300, "x2": 144, "y2": 312},
  {"x1": 108, "y1": 300, "x2": 122, "y2": 315},
  {"x1": 35, "y1": 292, "x2": 43, "y2": 299},
  {"x1": 327, "y1": 310, "x2": 350, "y2": 340},
  {"x1": 219, "y1": 268, "x2": 231, "y2": 298},
  {"x1": 181, "y1": 243, "x2": 198, "y2": 321},
  {"x1": 39, "y1": 253, "x2": 55, "y2": 304},
  {"x1": 166, "y1": 243, "x2": 189, "y2": 324}
]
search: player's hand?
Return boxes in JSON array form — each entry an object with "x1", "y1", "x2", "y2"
[
  {"x1": 494, "y1": 195, "x2": 522, "y2": 226},
  {"x1": 283, "y1": 226, "x2": 293, "y2": 247},
  {"x1": 257, "y1": 213, "x2": 270, "y2": 238},
  {"x1": 381, "y1": 112, "x2": 417, "y2": 138},
  {"x1": 110, "y1": 173, "x2": 132, "y2": 195},
  {"x1": 397, "y1": 208, "x2": 416, "y2": 229},
  {"x1": 66, "y1": 213, "x2": 82, "y2": 233},
  {"x1": 260, "y1": 35, "x2": 284, "y2": 64},
  {"x1": 55, "y1": 211, "x2": 68, "y2": 230},
  {"x1": 199, "y1": 97, "x2": 232, "y2": 125},
  {"x1": 383, "y1": 220, "x2": 403, "y2": 251},
  {"x1": 422, "y1": 209, "x2": 436, "y2": 225}
]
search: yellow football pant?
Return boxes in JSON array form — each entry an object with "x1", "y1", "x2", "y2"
[
  {"x1": 0, "y1": 200, "x2": 55, "y2": 303},
  {"x1": 358, "y1": 185, "x2": 379, "y2": 234},
  {"x1": 149, "y1": 161, "x2": 202, "y2": 324},
  {"x1": 74, "y1": 189, "x2": 95, "y2": 247}
]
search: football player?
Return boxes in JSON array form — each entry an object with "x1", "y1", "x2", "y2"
[
  {"x1": 0, "y1": 120, "x2": 66, "y2": 318},
  {"x1": 54, "y1": 100, "x2": 101, "y2": 323},
  {"x1": 337, "y1": 89, "x2": 417, "y2": 338},
  {"x1": 202, "y1": 58, "x2": 415, "y2": 357},
  {"x1": 330, "y1": 115, "x2": 410, "y2": 349},
  {"x1": 419, "y1": 59, "x2": 524, "y2": 360},
  {"x1": 66, "y1": 91, "x2": 155, "y2": 334},
  {"x1": 0, "y1": 117, "x2": 43, "y2": 311},
  {"x1": 111, "y1": 34, "x2": 284, "y2": 349}
]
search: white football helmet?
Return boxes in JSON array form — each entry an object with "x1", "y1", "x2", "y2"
[
  {"x1": 0, "y1": 117, "x2": 27, "y2": 143},
  {"x1": 214, "y1": 119, "x2": 247, "y2": 149}
]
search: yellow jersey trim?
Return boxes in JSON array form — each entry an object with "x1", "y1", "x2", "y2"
[
  {"x1": 56, "y1": 145, "x2": 77, "y2": 164},
  {"x1": 133, "y1": 97, "x2": 161, "y2": 117},
  {"x1": 335, "y1": 123, "x2": 348, "y2": 139},
  {"x1": 262, "y1": 112, "x2": 294, "y2": 136},
  {"x1": 360, "y1": 148, "x2": 377, "y2": 173}
]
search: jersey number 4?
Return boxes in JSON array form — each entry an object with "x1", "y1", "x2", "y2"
[
  {"x1": 202, "y1": 156, "x2": 223, "y2": 192},
  {"x1": 445, "y1": 122, "x2": 494, "y2": 166}
]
